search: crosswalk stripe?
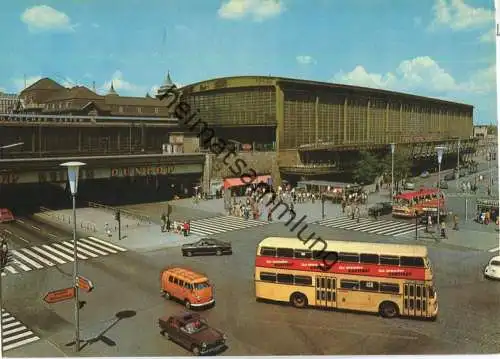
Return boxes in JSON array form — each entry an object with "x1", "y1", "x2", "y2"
[
  {"x1": 316, "y1": 217, "x2": 426, "y2": 237},
  {"x1": 80, "y1": 238, "x2": 118, "y2": 254},
  {"x1": 11, "y1": 259, "x2": 32, "y2": 272},
  {"x1": 12, "y1": 250, "x2": 44, "y2": 269},
  {"x1": 488, "y1": 247, "x2": 499, "y2": 253},
  {"x1": 52, "y1": 242, "x2": 88, "y2": 260},
  {"x1": 21, "y1": 248, "x2": 54, "y2": 266},
  {"x1": 4, "y1": 266, "x2": 18, "y2": 274},
  {"x1": 189, "y1": 216, "x2": 268, "y2": 236},
  {"x1": 72, "y1": 240, "x2": 109, "y2": 256},
  {"x1": 31, "y1": 246, "x2": 67, "y2": 264},
  {"x1": 41, "y1": 244, "x2": 74, "y2": 261},
  {"x1": 1, "y1": 310, "x2": 40, "y2": 351},
  {"x1": 88, "y1": 236, "x2": 127, "y2": 252},
  {"x1": 60, "y1": 241, "x2": 98, "y2": 258}
]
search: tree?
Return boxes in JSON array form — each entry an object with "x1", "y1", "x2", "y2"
[
  {"x1": 352, "y1": 151, "x2": 384, "y2": 184},
  {"x1": 382, "y1": 152, "x2": 411, "y2": 191}
]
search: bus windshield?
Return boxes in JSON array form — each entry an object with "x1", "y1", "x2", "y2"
[{"x1": 193, "y1": 282, "x2": 210, "y2": 290}]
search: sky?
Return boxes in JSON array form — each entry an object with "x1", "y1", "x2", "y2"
[{"x1": 0, "y1": 0, "x2": 497, "y2": 124}]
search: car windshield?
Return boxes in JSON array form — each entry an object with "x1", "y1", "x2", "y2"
[
  {"x1": 194, "y1": 281, "x2": 210, "y2": 290},
  {"x1": 490, "y1": 260, "x2": 500, "y2": 266},
  {"x1": 181, "y1": 320, "x2": 208, "y2": 334}
]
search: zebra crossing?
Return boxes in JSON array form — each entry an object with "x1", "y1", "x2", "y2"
[
  {"x1": 316, "y1": 217, "x2": 426, "y2": 237},
  {"x1": 189, "y1": 215, "x2": 269, "y2": 236},
  {"x1": 1, "y1": 309, "x2": 40, "y2": 352},
  {"x1": 1, "y1": 236, "x2": 127, "y2": 277}
]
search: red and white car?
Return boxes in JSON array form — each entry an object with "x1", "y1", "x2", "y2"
[
  {"x1": 0, "y1": 209, "x2": 14, "y2": 223},
  {"x1": 484, "y1": 256, "x2": 500, "y2": 280}
]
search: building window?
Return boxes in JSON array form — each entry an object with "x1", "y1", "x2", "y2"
[
  {"x1": 154, "y1": 107, "x2": 159, "y2": 114},
  {"x1": 119, "y1": 106, "x2": 124, "y2": 113},
  {"x1": 137, "y1": 107, "x2": 142, "y2": 113}
]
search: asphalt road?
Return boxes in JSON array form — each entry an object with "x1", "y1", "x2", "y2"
[{"x1": 4, "y1": 220, "x2": 500, "y2": 357}]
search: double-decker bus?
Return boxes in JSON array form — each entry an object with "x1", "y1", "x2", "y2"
[
  {"x1": 254, "y1": 237, "x2": 438, "y2": 320},
  {"x1": 392, "y1": 188, "x2": 445, "y2": 218}
]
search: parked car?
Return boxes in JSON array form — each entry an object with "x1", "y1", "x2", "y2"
[
  {"x1": 0, "y1": 209, "x2": 14, "y2": 223},
  {"x1": 161, "y1": 267, "x2": 215, "y2": 309},
  {"x1": 159, "y1": 312, "x2": 227, "y2": 356},
  {"x1": 182, "y1": 238, "x2": 232, "y2": 257},
  {"x1": 404, "y1": 182, "x2": 416, "y2": 190},
  {"x1": 484, "y1": 256, "x2": 500, "y2": 280},
  {"x1": 420, "y1": 171, "x2": 430, "y2": 178},
  {"x1": 368, "y1": 202, "x2": 393, "y2": 217}
]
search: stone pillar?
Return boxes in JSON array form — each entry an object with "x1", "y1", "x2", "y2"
[
  {"x1": 202, "y1": 153, "x2": 212, "y2": 194},
  {"x1": 343, "y1": 97, "x2": 348, "y2": 144}
]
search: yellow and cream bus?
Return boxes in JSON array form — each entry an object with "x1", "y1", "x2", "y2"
[{"x1": 255, "y1": 237, "x2": 438, "y2": 320}]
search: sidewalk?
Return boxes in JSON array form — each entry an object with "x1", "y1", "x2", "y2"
[{"x1": 34, "y1": 207, "x2": 191, "y2": 252}]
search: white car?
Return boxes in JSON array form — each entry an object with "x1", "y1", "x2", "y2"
[
  {"x1": 484, "y1": 256, "x2": 500, "y2": 280},
  {"x1": 404, "y1": 182, "x2": 415, "y2": 190}
]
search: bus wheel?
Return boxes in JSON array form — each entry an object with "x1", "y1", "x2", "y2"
[
  {"x1": 290, "y1": 292, "x2": 308, "y2": 308},
  {"x1": 379, "y1": 301, "x2": 399, "y2": 318}
]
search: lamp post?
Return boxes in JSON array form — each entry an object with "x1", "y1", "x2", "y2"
[
  {"x1": 456, "y1": 139, "x2": 460, "y2": 185},
  {"x1": 435, "y1": 146, "x2": 446, "y2": 227},
  {"x1": 60, "y1": 161, "x2": 85, "y2": 353},
  {"x1": 390, "y1": 143, "x2": 395, "y2": 204}
]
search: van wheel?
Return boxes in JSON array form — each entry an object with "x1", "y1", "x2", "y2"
[
  {"x1": 191, "y1": 345, "x2": 201, "y2": 356},
  {"x1": 185, "y1": 300, "x2": 191, "y2": 309},
  {"x1": 216, "y1": 249, "x2": 222, "y2": 256},
  {"x1": 163, "y1": 291, "x2": 171, "y2": 300},
  {"x1": 290, "y1": 292, "x2": 308, "y2": 308},
  {"x1": 186, "y1": 251, "x2": 193, "y2": 257},
  {"x1": 379, "y1": 301, "x2": 399, "y2": 318}
]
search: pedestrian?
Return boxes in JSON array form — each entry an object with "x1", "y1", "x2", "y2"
[
  {"x1": 341, "y1": 200, "x2": 346, "y2": 213},
  {"x1": 290, "y1": 202, "x2": 296, "y2": 217},
  {"x1": 346, "y1": 205, "x2": 352, "y2": 219},
  {"x1": 440, "y1": 221, "x2": 447, "y2": 239},
  {"x1": 161, "y1": 212, "x2": 167, "y2": 232},
  {"x1": 355, "y1": 206, "x2": 360, "y2": 223},
  {"x1": 453, "y1": 214, "x2": 459, "y2": 230},
  {"x1": 351, "y1": 205, "x2": 355, "y2": 220},
  {"x1": 183, "y1": 222, "x2": 188, "y2": 237},
  {"x1": 166, "y1": 216, "x2": 171, "y2": 232}
]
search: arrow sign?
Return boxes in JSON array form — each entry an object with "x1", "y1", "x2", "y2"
[
  {"x1": 44, "y1": 287, "x2": 75, "y2": 304},
  {"x1": 77, "y1": 276, "x2": 94, "y2": 293}
]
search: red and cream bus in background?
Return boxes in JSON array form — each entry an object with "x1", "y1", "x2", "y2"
[
  {"x1": 254, "y1": 237, "x2": 438, "y2": 320},
  {"x1": 392, "y1": 188, "x2": 446, "y2": 218}
]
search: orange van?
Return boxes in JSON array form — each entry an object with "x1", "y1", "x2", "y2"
[{"x1": 160, "y1": 267, "x2": 215, "y2": 309}]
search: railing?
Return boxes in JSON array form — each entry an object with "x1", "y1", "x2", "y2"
[
  {"x1": 87, "y1": 201, "x2": 152, "y2": 225},
  {"x1": 38, "y1": 206, "x2": 97, "y2": 233}
]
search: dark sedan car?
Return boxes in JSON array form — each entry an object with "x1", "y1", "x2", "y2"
[
  {"x1": 182, "y1": 238, "x2": 232, "y2": 257},
  {"x1": 159, "y1": 312, "x2": 227, "y2": 355},
  {"x1": 368, "y1": 202, "x2": 393, "y2": 217}
]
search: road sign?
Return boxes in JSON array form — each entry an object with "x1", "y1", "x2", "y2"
[
  {"x1": 44, "y1": 287, "x2": 75, "y2": 304},
  {"x1": 77, "y1": 276, "x2": 94, "y2": 293}
]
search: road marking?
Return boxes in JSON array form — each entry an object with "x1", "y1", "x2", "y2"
[
  {"x1": 15, "y1": 219, "x2": 24, "y2": 224},
  {"x1": 1, "y1": 310, "x2": 40, "y2": 351},
  {"x1": 80, "y1": 238, "x2": 118, "y2": 254},
  {"x1": 60, "y1": 241, "x2": 98, "y2": 258},
  {"x1": 3, "y1": 229, "x2": 12, "y2": 234},
  {"x1": 31, "y1": 226, "x2": 41, "y2": 231},
  {"x1": 11, "y1": 250, "x2": 44, "y2": 269},
  {"x1": 72, "y1": 240, "x2": 109, "y2": 256},
  {"x1": 11, "y1": 259, "x2": 32, "y2": 272},
  {"x1": 51, "y1": 243, "x2": 88, "y2": 260},
  {"x1": 88, "y1": 236, "x2": 128, "y2": 252},
  {"x1": 48, "y1": 233, "x2": 57, "y2": 238},
  {"x1": 20, "y1": 248, "x2": 54, "y2": 267},
  {"x1": 41, "y1": 244, "x2": 74, "y2": 262},
  {"x1": 4, "y1": 266, "x2": 18, "y2": 274},
  {"x1": 489, "y1": 247, "x2": 499, "y2": 253},
  {"x1": 31, "y1": 246, "x2": 66, "y2": 265},
  {"x1": 17, "y1": 236, "x2": 29, "y2": 244}
]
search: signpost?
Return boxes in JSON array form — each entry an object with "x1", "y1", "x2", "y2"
[
  {"x1": 77, "y1": 276, "x2": 94, "y2": 293},
  {"x1": 44, "y1": 287, "x2": 76, "y2": 304}
]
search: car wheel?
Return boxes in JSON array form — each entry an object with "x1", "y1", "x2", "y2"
[
  {"x1": 163, "y1": 291, "x2": 171, "y2": 300},
  {"x1": 290, "y1": 292, "x2": 308, "y2": 308},
  {"x1": 185, "y1": 300, "x2": 191, "y2": 309},
  {"x1": 379, "y1": 301, "x2": 399, "y2": 318},
  {"x1": 191, "y1": 345, "x2": 201, "y2": 356},
  {"x1": 216, "y1": 249, "x2": 222, "y2": 256},
  {"x1": 186, "y1": 251, "x2": 193, "y2": 257}
]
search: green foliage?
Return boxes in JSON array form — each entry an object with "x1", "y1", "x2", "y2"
[
  {"x1": 382, "y1": 151, "x2": 412, "y2": 185},
  {"x1": 486, "y1": 125, "x2": 497, "y2": 135},
  {"x1": 352, "y1": 151, "x2": 384, "y2": 184}
]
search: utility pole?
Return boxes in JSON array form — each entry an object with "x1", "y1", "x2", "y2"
[
  {"x1": 115, "y1": 210, "x2": 121, "y2": 240},
  {"x1": 390, "y1": 143, "x2": 395, "y2": 204},
  {"x1": 321, "y1": 195, "x2": 325, "y2": 219}
]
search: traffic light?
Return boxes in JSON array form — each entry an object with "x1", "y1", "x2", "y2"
[{"x1": 114, "y1": 210, "x2": 121, "y2": 222}]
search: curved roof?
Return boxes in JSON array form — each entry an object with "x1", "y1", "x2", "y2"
[
  {"x1": 181, "y1": 75, "x2": 472, "y2": 108},
  {"x1": 257, "y1": 237, "x2": 428, "y2": 257}
]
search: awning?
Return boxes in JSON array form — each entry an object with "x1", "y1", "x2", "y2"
[{"x1": 223, "y1": 175, "x2": 272, "y2": 189}]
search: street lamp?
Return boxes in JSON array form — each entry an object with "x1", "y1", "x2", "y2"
[
  {"x1": 435, "y1": 146, "x2": 446, "y2": 227},
  {"x1": 390, "y1": 143, "x2": 395, "y2": 204},
  {"x1": 455, "y1": 139, "x2": 460, "y2": 183},
  {"x1": 60, "y1": 161, "x2": 85, "y2": 353}
]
